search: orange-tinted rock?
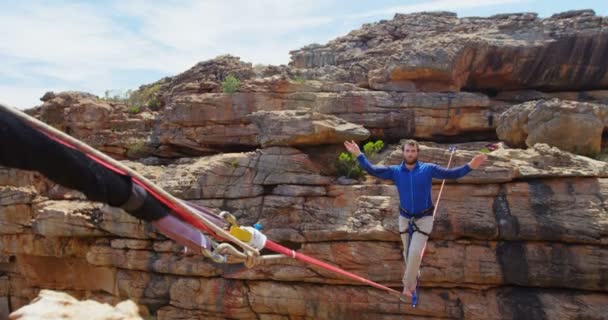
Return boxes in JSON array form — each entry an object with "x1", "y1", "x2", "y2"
[{"x1": 497, "y1": 98, "x2": 608, "y2": 156}]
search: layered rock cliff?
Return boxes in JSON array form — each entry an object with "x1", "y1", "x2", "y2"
[{"x1": 1, "y1": 9, "x2": 608, "y2": 320}]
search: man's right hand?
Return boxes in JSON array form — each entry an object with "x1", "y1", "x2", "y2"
[{"x1": 343, "y1": 140, "x2": 362, "y2": 157}]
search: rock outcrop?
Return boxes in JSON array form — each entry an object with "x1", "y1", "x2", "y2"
[
  {"x1": 35, "y1": 91, "x2": 158, "y2": 159},
  {"x1": 8, "y1": 290, "x2": 142, "y2": 320},
  {"x1": 290, "y1": 10, "x2": 608, "y2": 93},
  {"x1": 496, "y1": 98, "x2": 608, "y2": 156},
  {"x1": 2, "y1": 141, "x2": 608, "y2": 319},
  {"x1": 2, "y1": 8, "x2": 608, "y2": 320}
]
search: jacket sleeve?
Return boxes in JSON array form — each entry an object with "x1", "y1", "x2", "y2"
[
  {"x1": 356, "y1": 154, "x2": 395, "y2": 181},
  {"x1": 429, "y1": 163, "x2": 472, "y2": 179},
  {"x1": 0, "y1": 106, "x2": 168, "y2": 221}
]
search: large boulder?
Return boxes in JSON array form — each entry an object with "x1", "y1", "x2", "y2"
[
  {"x1": 35, "y1": 91, "x2": 158, "y2": 159},
  {"x1": 248, "y1": 110, "x2": 370, "y2": 147},
  {"x1": 9, "y1": 290, "x2": 141, "y2": 320},
  {"x1": 496, "y1": 98, "x2": 608, "y2": 156}
]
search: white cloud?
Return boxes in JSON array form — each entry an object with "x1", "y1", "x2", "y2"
[
  {"x1": 113, "y1": 0, "x2": 334, "y2": 66},
  {"x1": 0, "y1": 0, "x2": 534, "y2": 109},
  {"x1": 0, "y1": 0, "x2": 336, "y2": 108},
  {"x1": 0, "y1": 86, "x2": 63, "y2": 109}
]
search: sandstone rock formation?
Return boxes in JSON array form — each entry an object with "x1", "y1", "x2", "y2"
[
  {"x1": 2, "y1": 8, "x2": 608, "y2": 320},
  {"x1": 3, "y1": 141, "x2": 608, "y2": 319},
  {"x1": 8, "y1": 290, "x2": 142, "y2": 320},
  {"x1": 35, "y1": 91, "x2": 158, "y2": 159},
  {"x1": 290, "y1": 10, "x2": 608, "y2": 93},
  {"x1": 496, "y1": 98, "x2": 608, "y2": 156}
]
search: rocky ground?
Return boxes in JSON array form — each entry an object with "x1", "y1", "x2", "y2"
[{"x1": 1, "y1": 9, "x2": 608, "y2": 320}]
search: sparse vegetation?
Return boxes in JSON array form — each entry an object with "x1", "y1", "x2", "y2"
[
  {"x1": 596, "y1": 147, "x2": 608, "y2": 162},
  {"x1": 336, "y1": 152, "x2": 363, "y2": 179},
  {"x1": 230, "y1": 159, "x2": 240, "y2": 168},
  {"x1": 126, "y1": 139, "x2": 146, "y2": 158},
  {"x1": 221, "y1": 74, "x2": 241, "y2": 94},
  {"x1": 292, "y1": 75, "x2": 306, "y2": 84},
  {"x1": 132, "y1": 83, "x2": 162, "y2": 110},
  {"x1": 127, "y1": 105, "x2": 140, "y2": 114},
  {"x1": 336, "y1": 140, "x2": 385, "y2": 179},
  {"x1": 101, "y1": 89, "x2": 129, "y2": 102},
  {"x1": 100, "y1": 82, "x2": 163, "y2": 112},
  {"x1": 363, "y1": 140, "x2": 384, "y2": 156},
  {"x1": 253, "y1": 63, "x2": 267, "y2": 77}
]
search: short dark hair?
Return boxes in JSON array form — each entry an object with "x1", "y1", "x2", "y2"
[{"x1": 402, "y1": 139, "x2": 420, "y2": 152}]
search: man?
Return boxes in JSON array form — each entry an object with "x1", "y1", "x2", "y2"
[
  {"x1": 344, "y1": 139, "x2": 487, "y2": 297},
  {"x1": 0, "y1": 105, "x2": 212, "y2": 254}
]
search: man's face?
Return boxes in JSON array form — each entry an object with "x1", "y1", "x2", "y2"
[{"x1": 403, "y1": 144, "x2": 418, "y2": 165}]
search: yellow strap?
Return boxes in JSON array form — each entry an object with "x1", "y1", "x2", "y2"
[{"x1": 229, "y1": 225, "x2": 253, "y2": 242}]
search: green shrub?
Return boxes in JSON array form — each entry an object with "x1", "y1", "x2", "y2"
[
  {"x1": 292, "y1": 75, "x2": 306, "y2": 84},
  {"x1": 127, "y1": 105, "x2": 140, "y2": 114},
  {"x1": 147, "y1": 97, "x2": 161, "y2": 110},
  {"x1": 363, "y1": 140, "x2": 384, "y2": 156},
  {"x1": 100, "y1": 82, "x2": 163, "y2": 112},
  {"x1": 133, "y1": 83, "x2": 162, "y2": 110},
  {"x1": 126, "y1": 139, "x2": 146, "y2": 158},
  {"x1": 221, "y1": 75, "x2": 241, "y2": 94},
  {"x1": 336, "y1": 152, "x2": 364, "y2": 179},
  {"x1": 336, "y1": 140, "x2": 384, "y2": 179},
  {"x1": 230, "y1": 159, "x2": 239, "y2": 168}
]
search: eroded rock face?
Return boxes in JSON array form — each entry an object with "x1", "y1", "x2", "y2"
[
  {"x1": 2, "y1": 140, "x2": 608, "y2": 319},
  {"x1": 496, "y1": 98, "x2": 608, "y2": 156},
  {"x1": 160, "y1": 55, "x2": 257, "y2": 97},
  {"x1": 158, "y1": 89, "x2": 493, "y2": 154},
  {"x1": 248, "y1": 110, "x2": 370, "y2": 147},
  {"x1": 31, "y1": 79, "x2": 497, "y2": 158},
  {"x1": 3, "y1": 8, "x2": 608, "y2": 320},
  {"x1": 290, "y1": 10, "x2": 608, "y2": 93},
  {"x1": 35, "y1": 91, "x2": 158, "y2": 159}
]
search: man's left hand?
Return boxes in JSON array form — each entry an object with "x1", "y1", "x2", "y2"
[{"x1": 468, "y1": 154, "x2": 488, "y2": 169}]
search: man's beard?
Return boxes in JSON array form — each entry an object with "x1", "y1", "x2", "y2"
[{"x1": 404, "y1": 157, "x2": 417, "y2": 165}]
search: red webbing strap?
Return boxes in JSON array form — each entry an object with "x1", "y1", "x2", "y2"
[
  {"x1": 265, "y1": 240, "x2": 404, "y2": 298},
  {"x1": 40, "y1": 129, "x2": 219, "y2": 236}
]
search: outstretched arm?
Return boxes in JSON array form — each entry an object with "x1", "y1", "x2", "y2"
[
  {"x1": 344, "y1": 140, "x2": 394, "y2": 180},
  {"x1": 429, "y1": 163, "x2": 471, "y2": 179},
  {"x1": 430, "y1": 153, "x2": 487, "y2": 179}
]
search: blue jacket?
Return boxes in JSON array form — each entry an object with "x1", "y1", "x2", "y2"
[{"x1": 356, "y1": 154, "x2": 472, "y2": 217}]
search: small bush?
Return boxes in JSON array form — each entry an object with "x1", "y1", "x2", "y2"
[
  {"x1": 336, "y1": 152, "x2": 364, "y2": 179},
  {"x1": 100, "y1": 82, "x2": 163, "y2": 112},
  {"x1": 147, "y1": 97, "x2": 161, "y2": 110},
  {"x1": 127, "y1": 105, "x2": 140, "y2": 114},
  {"x1": 292, "y1": 75, "x2": 306, "y2": 84},
  {"x1": 126, "y1": 139, "x2": 146, "y2": 158},
  {"x1": 363, "y1": 140, "x2": 384, "y2": 156},
  {"x1": 230, "y1": 159, "x2": 239, "y2": 168},
  {"x1": 336, "y1": 140, "x2": 385, "y2": 179},
  {"x1": 133, "y1": 83, "x2": 162, "y2": 110},
  {"x1": 221, "y1": 74, "x2": 241, "y2": 94}
]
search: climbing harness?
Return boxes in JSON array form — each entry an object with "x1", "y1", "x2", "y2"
[{"x1": 400, "y1": 145, "x2": 457, "y2": 307}]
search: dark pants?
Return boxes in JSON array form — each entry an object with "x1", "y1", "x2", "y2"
[{"x1": 0, "y1": 106, "x2": 166, "y2": 221}]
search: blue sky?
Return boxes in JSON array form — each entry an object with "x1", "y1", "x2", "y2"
[{"x1": 1, "y1": 0, "x2": 606, "y2": 109}]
